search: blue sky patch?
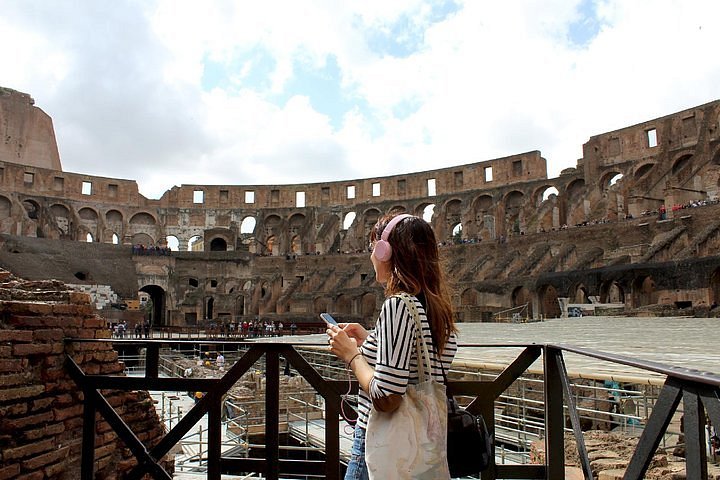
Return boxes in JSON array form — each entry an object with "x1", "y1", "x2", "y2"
[
  {"x1": 201, "y1": 47, "x2": 276, "y2": 92},
  {"x1": 365, "y1": 0, "x2": 461, "y2": 58},
  {"x1": 568, "y1": 0, "x2": 602, "y2": 47},
  {"x1": 393, "y1": 97, "x2": 423, "y2": 120},
  {"x1": 276, "y1": 54, "x2": 369, "y2": 131}
]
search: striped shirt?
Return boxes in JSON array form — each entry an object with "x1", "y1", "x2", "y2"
[{"x1": 356, "y1": 294, "x2": 458, "y2": 430}]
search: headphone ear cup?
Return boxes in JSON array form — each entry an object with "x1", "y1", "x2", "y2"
[{"x1": 373, "y1": 239, "x2": 392, "y2": 262}]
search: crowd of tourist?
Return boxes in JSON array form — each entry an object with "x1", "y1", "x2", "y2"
[
  {"x1": 110, "y1": 320, "x2": 151, "y2": 338},
  {"x1": 132, "y1": 244, "x2": 172, "y2": 256},
  {"x1": 206, "y1": 319, "x2": 298, "y2": 338}
]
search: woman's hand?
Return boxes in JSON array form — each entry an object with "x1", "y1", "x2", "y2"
[
  {"x1": 338, "y1": 322, "x2": 368, "y2": 346},
  {"x1": 326, "y1": 325, "x2": 359, "y2": 364}
]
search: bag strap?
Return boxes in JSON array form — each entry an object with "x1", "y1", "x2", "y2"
[
  {"x1": 424, "y1": 319, "x2": 454, "y2": 402},
  {"x1": 393, "y1": 293, "x2": 432, "y2": 383}
]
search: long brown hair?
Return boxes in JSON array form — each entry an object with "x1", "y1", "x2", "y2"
[{"x1": 371, "y1": 214, "x2": 456, "y2": 351}]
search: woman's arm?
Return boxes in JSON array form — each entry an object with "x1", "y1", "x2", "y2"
[{"x1": 327, "y1": 326, "x2": 402, "y2": 412}]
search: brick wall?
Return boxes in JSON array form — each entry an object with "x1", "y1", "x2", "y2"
[{"x1": 0, "y1": 269, "x2": 171, "y2": 479}]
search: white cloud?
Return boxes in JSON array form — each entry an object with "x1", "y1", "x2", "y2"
[{"x1": 1, "y1": 0, "x2": 719, "y2": 199}]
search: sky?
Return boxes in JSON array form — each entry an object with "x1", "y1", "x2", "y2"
[{"x1": 1, "y1": 0, "x2": 719, "y2": 200}]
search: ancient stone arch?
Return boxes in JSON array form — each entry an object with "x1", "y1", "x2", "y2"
[
  {"x1": 599, "y1": 171, "x2": 623, "y2": 192},
  {"x1": 600, "y1": 280, "x2": 625, "y2": 304},
  {"x1": 22, "y1": 199, "x2": 40, "y2": 220},
  {"x1": 106, "y1": 209, "x2": 123, "y2": 223},
  {"x1": 671, "y1": 152, "x2": 695, "y2": 184},
  {"x1": 564, "y1": 178, "x2": 587, "y2": 226},
  {"x1": 288, "y1": 213, "x2": 305, "y2": 254},
  {"x1": 50, "y1": 203, "x2": 71, "y2": 236},
  {"x1": 710, "y1": 268, "x2": 720, "y2": 306},
  {"x1": 78, "y1": 207, "x2": 99, "y2": 240},
  {"x1": 415, "y1": 202, "x2": 435, "y2": 225},
  {"x1": 503, "y1": 190, "x2": 525, "y2": 235},
  {"x1": 0, "y1": 195, "x2": 11, "y2": 220},
  {"x1": 511, "y1": 286, "x2": 533, "y2": 318},
  {"x1": 538, "y1": 284, "x2": 561, "y2": 319},
  {"x1": 634, "y1": 162, "x2": 656, "y2": 180},
  {"x1": 335, "y1": 294, "x2": 352, "y2": 315},
  {"x1": 78, "y1": 207, "x2": 98, "y2": 221},
  {"x1": 572, "y1": 283, "x2": 590, "y2": 303},
  {"x1": 533, "y1": 184, "x2": 558, "y2": 206},
  {"x1": 263, "y1": 215, "x2": 283, "y2": 255},
  {"x1": 210, "y1": 237, "x2": 227, "y2": 251},
  {"x1": 443, "y1": 198, "x2": 463, "y2": 243},
  {"x1": 132, "y1": 232, "x2": 155, "y2": 246},
  {"x1": 632, "y1": 275, "x2": 656, "y2": 308},
  {"x1": 469, "y1": 194, "x2": 495, "y2": 240},
  {"x1": 129, "y1": 212, "x2": 157, "y2": 225},
  {"x1": 461, "y1": 287, "x2": 478, "y2": 306},
  {"x1": 360, "y1": 293, "x2": 376, "y2": 317}
]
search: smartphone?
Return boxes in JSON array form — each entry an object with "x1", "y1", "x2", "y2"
[{"x1": 320, "y1": 313, "x2": 338, "y2": 326}]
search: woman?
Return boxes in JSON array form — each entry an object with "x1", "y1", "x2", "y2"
[{"x1": 327, "y1": 213, "x2": 458, "y2": 479}]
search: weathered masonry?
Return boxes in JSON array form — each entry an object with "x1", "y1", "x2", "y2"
[{"x1": 1, "y1": 86, "x2": 720, "y2": 326}]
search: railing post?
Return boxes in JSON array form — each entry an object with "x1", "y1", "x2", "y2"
[
  {"x1": 207, "y1": 396, "x2": 223, "y2": 480},
  {"x1": 146, "y1": 343, "x2": 160, "y2": 378},
  {"x1": 266, "y1": 347, "x2": 280, "y2": 480},
  {"x1": 684, "y1": 390, "x2": 708, "y2": 480},
  {"x1": 544, "y1": 346, "x2": 565, "y2": 480},
  {"x1": 81, "y1": 387, "x2": 96, "y2": 480}
]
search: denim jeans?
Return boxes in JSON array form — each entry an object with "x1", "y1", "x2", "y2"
[{"x1": 344, "y1": 426, "x2": 369, "y2": 480}]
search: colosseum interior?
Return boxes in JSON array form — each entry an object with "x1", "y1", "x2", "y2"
[{"x1": 2, "y1": 86, "x2": 720, "y2": 328}]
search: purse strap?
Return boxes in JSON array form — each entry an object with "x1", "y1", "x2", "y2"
[{"x1": 394, "y1": 293, "x2": 433, "y2": 383}]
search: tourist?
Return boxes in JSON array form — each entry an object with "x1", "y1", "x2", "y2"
[
  {"x1": 216, "y1": 353, "x2": 225, "y2": 369},
  {"x1": 326, "y1": 213, "x2": 458, "y2": 479}
]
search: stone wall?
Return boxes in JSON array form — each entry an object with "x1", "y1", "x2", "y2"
[
  {"x1": 0, "y1": 269, "x2": 171, "y2": 479},
  {"x1": 0, "y1": 88, "x2": 61, "y2": 171}
]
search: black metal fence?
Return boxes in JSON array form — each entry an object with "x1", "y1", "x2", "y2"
[{"x1": 65, "y1": 339, "x2": 720, "y2": 480}]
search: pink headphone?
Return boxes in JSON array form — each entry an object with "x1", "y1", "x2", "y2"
[{"x1": 373, "y1": 214, "x2": 414, "y2": 262}]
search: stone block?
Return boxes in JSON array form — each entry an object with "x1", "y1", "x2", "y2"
[
  {"x1": 23, "y1": 422, "x2": 65, "y2": 440},
  {"x1": 0, "y1": 358, "x2": 27, "y2": 373},
  {"x1": 53, "y1": 404, "x2": 83, "y2": 421},
  {"x1": 14, "y1": 471, "x2": 44, "y2": 480},
  {"x1": 12, "y1": 343, "x2": 53, "y2": 356},
  {"x1": 0, "y1": 373, "x2": 31, "y2": 387},
  {"x1": 2, "y1": 438, "x2": 54, "y2": 461},
  {"x1": 21, "y1": 445, "x2": 69, "y2": 471},
  {"x1": 0, "y1": 329, "x2": 33, "y2": 342},
  {"x1": 0, "y1": 464, "x2": 20, "y2": 480},
  {"x1": 32, "y1": 328, "x2": 63, "y2": 342},
  {"x1": 0, "y1": 384, "x2": 45, "y2": 401}
]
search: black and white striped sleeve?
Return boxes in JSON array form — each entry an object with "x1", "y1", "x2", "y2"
[{"x1": 368, "y1": 296, "x2": 416, "y2": 399}]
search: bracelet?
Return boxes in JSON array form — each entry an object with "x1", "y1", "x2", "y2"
[{"x1": 346, "y1": 352, "x2": 362, "y2": 369}]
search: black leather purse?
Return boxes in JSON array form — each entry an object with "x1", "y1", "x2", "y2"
[
  {"x1": 446, "y1": 395, "x2": 493, "y2": 476},
  {"x1": 438, "y1": 351, "x2": 494, "y2": 477}
]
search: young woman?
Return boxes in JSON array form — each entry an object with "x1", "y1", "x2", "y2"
[{"x1": 327, "y1": 213, "x2": 458, "y2": 479}]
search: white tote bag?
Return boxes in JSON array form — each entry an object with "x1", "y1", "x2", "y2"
[{"x1": 365, "y1": 294, "x2": 450, "y2": 480}]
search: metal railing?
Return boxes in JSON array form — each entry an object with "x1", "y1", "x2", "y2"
[{"x1": 65, "y1": 339, "x2": 720, "y2": 480}]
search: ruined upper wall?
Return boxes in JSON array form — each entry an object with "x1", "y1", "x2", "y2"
[
  {"x1": 0, "y1": 87, "x2": 62, "y2": 171},
  {"x1": 582, "y1": 100, "x2": 720, "y2": 183}
]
